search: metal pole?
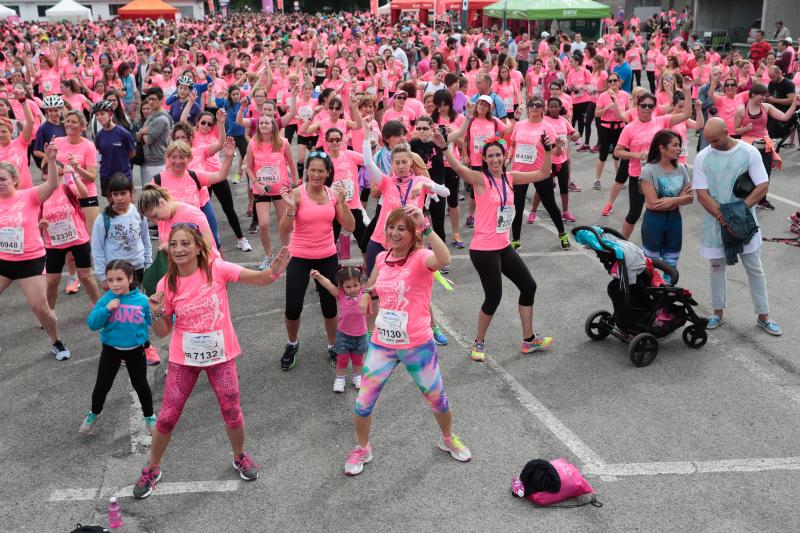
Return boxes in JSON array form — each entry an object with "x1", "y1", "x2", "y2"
[
  {"x1": 502, "y1": 0, "x2": 508, "y2": 33},
  {"x1": 433, "y1": 0, "x2": 437, "y2": 32},
  {"x1": 461, "y1": 0, "x2": 468, "y2": 29}
]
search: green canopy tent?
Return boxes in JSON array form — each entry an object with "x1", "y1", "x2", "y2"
[{"x1": 483, "y1": 0, "x2": 610, "y2": 20}]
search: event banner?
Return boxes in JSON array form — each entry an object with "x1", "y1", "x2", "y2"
[
  {"x1": 371, "y1": 0, "x2": 378, "y2": 15},
  {"x1": 262, "y1": 0, "x2": 273, "y2": 14}
]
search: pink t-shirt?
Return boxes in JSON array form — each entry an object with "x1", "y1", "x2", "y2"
[
  {"x1": 152, "y1": 168, "x2": 211, "y2": 208},
  {"x1": 289, "y1": 185, "x2": 337, "y2": 260},
  {"x1": 468, "y1": 117, "x2": 506, "y2": 167},
  {"x1": 617, "y1": 116, "x2": 673, "y2": 177},
  {"x1": 156, "y1": 202, "x2": 216, "y2": 253},
  {"x1": 191, "y1": 130, "x2": 222, "y2": 173},
  {"x1": 350, "y1": 117, "x2": 380, "y2": 154},
  {"x1": 329, "y1": 150, "x2": 363, "y2": 210},
  {"x1": 370, "y1": 175, "x2": 433, "y2": 247},
  {"x1": 371, "y1": 248, "x2": 434, "y2": 349},
  {"x1": 338, "y1": 288, "x2": 368, "y2": 337},
  {"x1": 544, "y1": 115, "x2": 575, "y2": 165},
  {"x1": 596, "y1": 90, "x2": 630, "y2": 123},
  {"x1": 567, "y1": 68, "x2": 592, "y2": 104},
  {"x1": 382, "y1": 106, "x2": 416, "y2": 136},
  {"x1": 158, "y1": 259, "x2": 243, "y2": 366},
  {"x1": 0, "y1": 188, "x2": 45, "y2": 261},
  {"x1": 250, "y1": 138, "x2": 290, "y2": 195},
  {"x1": 41, "y1": 183, "x2": 89, "y2": 249},
  {"x1": 714, "y1": 93, "x2": 748, "y2": 133},
  {"x1": 53, "y1": 137, "x2": 99, "y2": 198},
  {"x1": 471, "y1": 172, "x2": 513, "y2": 252},
  {"x1": 0, "y1": 136, "x2": 33, "y2": 190},
  {"x1": 510, "y1": 119, "x2": 557, "y2": 172}
]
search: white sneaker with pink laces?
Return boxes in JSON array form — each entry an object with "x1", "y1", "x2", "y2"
[
  {"x1": 344, "y1": 443, "x2": 372, "y2": 475},
  {"x1": 438, "y1": 434, "x2": 472, "y2": 462}
]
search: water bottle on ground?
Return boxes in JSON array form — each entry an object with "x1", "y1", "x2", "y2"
[{"x1": 108, "y1": 496, "x2": 123, "y2": 529}]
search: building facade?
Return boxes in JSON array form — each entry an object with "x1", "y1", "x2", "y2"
[{"x1": 4, "y1": 0, "x2": 206, "y2": 21}]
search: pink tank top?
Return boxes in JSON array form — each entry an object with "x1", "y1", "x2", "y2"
[
  {"x1": 741, "y1": 104, "x2": 769, "y2": 139},
  {"x1": 471, "y1": 172, "x2": 514, "y2": 251},
  {"x1": 289, "y1": 184, "x2": 337, "y2": 260}
]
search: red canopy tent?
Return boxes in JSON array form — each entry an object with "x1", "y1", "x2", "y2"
[
  {"x1": 117, "y1": 0, "x2": 178, "y2": 19},
  {"x1": 390, "y1": 0, "x2": 496, "y2": 27}
]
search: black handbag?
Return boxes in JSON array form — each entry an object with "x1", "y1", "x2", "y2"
[
  {"x1": 131, "y1": 140, "x2": 145, "y2": 166},
  {"x1": 732, "y1": 171, "x2": 755, "y2": 199}
]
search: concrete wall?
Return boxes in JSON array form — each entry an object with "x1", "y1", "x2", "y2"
[{"x1": 761, "y1": 0, "x2": 800, "y2": 39}]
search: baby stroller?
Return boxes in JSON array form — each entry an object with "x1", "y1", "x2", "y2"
[{"x1": 572, "y1": 225, "x2": 709, "y2": 367}]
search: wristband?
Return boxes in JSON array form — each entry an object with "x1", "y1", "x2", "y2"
[
  {"x1": 422, "y1": 226, "x2": 433, "y2": 237},
  {"x1": 286, "y1": 211, "x2": 296, "y2": 217},
  {"x1": 152, "y1": 310, "x2": 164, "y2": 320}
]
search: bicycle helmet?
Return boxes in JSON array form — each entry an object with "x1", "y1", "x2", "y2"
[
  {"x1": 42, "y1": 95, "x2": 64, "y2": 109},
  {"x1": 93, "y1": 100, "x2": 114, "y2": 113},
  {"x1": 177, "y1": 75, "x2": 194, "y2": 87}
]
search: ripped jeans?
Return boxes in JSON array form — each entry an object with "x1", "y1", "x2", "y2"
[{"x1": 709, "y1": 248, "x2": 769, "y2": 315}]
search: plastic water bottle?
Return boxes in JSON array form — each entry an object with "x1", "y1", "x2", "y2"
[
  {"x1": 511, "y1": 476, "x2": 525, "y2": 498},
  {"x1": 107, "y1": 496, "x2": 123, "y2": 529}
]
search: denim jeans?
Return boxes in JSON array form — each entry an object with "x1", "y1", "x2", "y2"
[{"x1": 709, "y1": 248, "x2": 769, "y2": 315}]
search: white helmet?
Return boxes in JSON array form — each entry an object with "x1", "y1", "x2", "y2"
[
  {"x1": 42, "y1": 95, "x2": 64, "y2": 109},
  {"x1": 177, "y1": 75, "x2": 194, "y2": 87}
]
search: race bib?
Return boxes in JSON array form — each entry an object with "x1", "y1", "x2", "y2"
[
  {"x1": 256, "y1": 166, "x2": 279, "y2": 186},
  {"x1": 514, "y1": 143, "x2": 537, "y2": 164},
  {"x1": 47, "y1": 218, "x2": 79, "y2": 246},
  {"x1": 558, "y1": 134, "x2": 569, "y2": 147},
  {"x1": 532, "y1": 86, "x2": 543, "y2": 97},
  {"x1": 43, "y1": 81, "x2": 52, "y2": 92},
  {"x1": 496, "y1": 205, "x2": 514, "y2": 233},
  {"x1": 503, "y1": 96, "x2": 513, "y2": 109},
  {"x1": 680, "y1": 142, "x2": 688, "y2": 158},
  {"x1": 588, "y1": 84, "x2": 598, "y2": 95},
  {"x1": 182, "y1": 330, "x2": 226, "y2": 366},
  {"x1": 631, "y1": 60, "x2": 642, "y2": 70},
  {"x1": 298, "y1": 106, "x2": 313, "y2": 120},
  {"x1": 338, "y1": 178, "x2": 355, "y2": 201},
  {"x1": 646, "y1": 61, "x2": 655, "y2": 71},
  {"x1": 0, "y1": 226, "x2": 23, "y2": 254},
  {"x1": 375, "y1": 308, "x2": 409, "y2": 345},
  {"x1": 473, "y1": 134, "x2": 489, "y2": 154}
]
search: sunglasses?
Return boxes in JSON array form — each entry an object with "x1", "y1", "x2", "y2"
[
  {"x1": 199, "y1": 121, "x2": 213, "y2": 126},
  {"x1": 326, "y1": 137, "x2": 342, "y2": 142},
  {"x1": 528, "y1": 102, "x2": 544, "y2": 108},
  {"x1": 724, "y1": 83, "x2": 737, "y2": 88},
  {"x1": 608, "y1": 79, "x2": 619, "y2": 83},
  {"x1": 171, "y1": 222, "x2": 199, "y2": 230},
  {"x1": 638, "y1": 103, "x2": 656, "y2": 109},
  {"x1": 395, "y1": 95, "x2": 407, "y2": 100},
  {"x1": 308, "y1": 151, "x2": 329, "y2": 159},
  {"x1": 329, "y1": 106, "x2": 342, "y2": 111},
  {"x1": 416, "y1": 126, "x2": 431, "y2": 131}
]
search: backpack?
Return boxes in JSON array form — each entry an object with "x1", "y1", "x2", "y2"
[
  {"x1": 154, "y1": 169, "x2": 201, "y2": 190},
  {"x1": 70, "y1": 525, "x2": 110, "y2": 533}
]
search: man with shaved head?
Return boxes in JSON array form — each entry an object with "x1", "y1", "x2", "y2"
[{"x1": 691, "y1": 118, "x2": 782, "y2": 336}]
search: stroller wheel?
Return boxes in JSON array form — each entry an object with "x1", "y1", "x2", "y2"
[
  {"x1": 629, "y1": 333, "x2": 658, "y2": 367},
  {"x1": 585, "y1": 310, "x2": 613, "y2": 340},
  {"x1": 682, "y1": 325, "x2": 708, "y2": 349}
]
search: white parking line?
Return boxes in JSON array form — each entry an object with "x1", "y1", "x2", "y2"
[
  {"x1": 587, "y1": 457, "x2": 800, "y2": 477},
  {"x1": 48, "y1": 480, "x2": 241, "y2": 502}
]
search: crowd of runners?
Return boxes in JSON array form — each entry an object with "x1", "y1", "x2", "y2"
[{"x1": 0, "y1": 6, "x2": 797, "y2": 498}]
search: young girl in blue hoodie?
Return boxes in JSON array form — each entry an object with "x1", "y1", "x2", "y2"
[{"x1": 81, "y1": 259, "x2": 155, "y2": 435}]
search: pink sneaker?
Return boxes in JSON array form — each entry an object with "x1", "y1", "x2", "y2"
[
  {"x1": 344, "y1": 444, "x2": 372, "y2": 475},
  {"x1": 144, "y1": 346, "x2": 161, "y2": 366},
  {"x1": 568, "y1": 182, "x2": 582, "y2": 192},
  {"x1": 601, "y1": 203, "x2": 613, "y2": 216},
  {"x1": 561, "y1": 210, "x2": 576, "y2": 222},
  {"x1": 527, "y1": 212, "x2": 537, "y2": 224}
]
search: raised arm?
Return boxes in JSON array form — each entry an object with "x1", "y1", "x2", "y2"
[
  {"x1": 36, "y1": 139, "x2": 61, "y2": 203},
  {"x1": 310, "y1": 268, "x2": 339, "y2": 297},
  {"x1": 362, "y1": 138, "x2": 383, "y2": 185},
  {"x1": 206, "y1": 137, "x2": 235, "y2": 185},
  {"x1": 433, "y1": 131, "x2": 484, "y2": 186}
]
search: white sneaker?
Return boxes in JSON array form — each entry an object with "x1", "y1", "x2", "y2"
[
  {"x1": 351, "y1": 374, "x2": 361, "y2": 389},
  {"x1": 333, "y1": 376, "x2": 346, "y2": 393},
  {"x1": 237, "y1": 238, "x2": 253, "y2": 252},
  {"x1": 258, "y1": 255, "x2": 274, "y2": 271},
  {"x1": 344, "y1": 444, "x2": 372, "y2": 475},
  {"x1": 52, "y1": 340, "x2": 71, "y2": 361},
  {"x1": 438, "y1": 434, "x2": 472, "y2": 462}
]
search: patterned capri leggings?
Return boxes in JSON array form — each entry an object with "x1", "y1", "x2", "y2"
[
  {"x1": 155, "y1": 359, "x2": 244, "y2": 434},
  {"x1": 354, "y1": 339, "x2": 449, "y2": 418}
]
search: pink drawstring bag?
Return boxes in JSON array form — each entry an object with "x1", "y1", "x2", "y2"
[{"x1": 512, "y1": 458, "x2": 600, "y2": 507}]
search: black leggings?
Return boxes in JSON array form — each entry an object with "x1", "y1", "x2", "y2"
[
  {"x1": 285, "y1": 254, "x2": 338, "y2": 321},
  {"x1": 91, "y1": 345, "x2": 153, "y2": 417},
  {"x1": 511, "y1": 180, "x2": 565, "y2": 241},
  {"x1": 625, "y1": 175, "x2": 645, "y2": 226},
  {"x1": 632, "y1": 70, "x2": 642, "y2": 87},
  {"x1": 469, "y1": 245, "x2": 536, "y2": 316},
  {"x1": 209, "y1": 179, "x2": 243, "y2": 239},
  {"x1": 333, "y1": 208, "x2": 368, "y2": 253},
  {"x1": 646, "y1": 70, "x2": 656, "y2": 93},
  {"x1": 572, "y1": 101, "x2": 590, "y2": 138},
  {"x1": 583, "y1": 102, "x2": 596, "y2": 145},
  {"x1": 597, "y1": 123, "x2": 623, "y2": 162}
]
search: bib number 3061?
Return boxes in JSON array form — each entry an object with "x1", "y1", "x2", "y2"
[
  {"x1": 182, "y1": 330, "x2": 226, "y2": 366},
  {"x1": 375, "y1": 309, "x2": 409, "y2": 345}
]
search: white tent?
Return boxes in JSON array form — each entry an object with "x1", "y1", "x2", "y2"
[
  {"x1": 0, "y1": 4, "x2": 16, "y2": 18},
  {"x1": 45, "y1": 0, "x2": 92, "y2": 22},
  {"x1": 378, "y1": 2, "x2": 391, "y2": 15}
]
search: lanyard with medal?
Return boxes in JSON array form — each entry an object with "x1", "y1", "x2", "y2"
[{"x1": 396, "y1": 177, "x2": 413, "y2": 207}]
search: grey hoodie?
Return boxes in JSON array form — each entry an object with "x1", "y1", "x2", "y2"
[
  {"x1": 91, "y1": 204, "x2": 153, "y2": 281},
  {"x1": 142, "y1": 109, "x2": 173, "y2": 166}
]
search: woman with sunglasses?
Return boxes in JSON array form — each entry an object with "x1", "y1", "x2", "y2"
[
  {"x1": 344, "y1": 205, "x2": 471, "y2": 476},
  {"x1": 300, "y1": 94, "x2": 363, "y2": 153},
  {"x1": 592, "y1": 73, "x2": 629, "y2": 191},
  {"x1": 277, "y1": 151, "x2": 355, "y2": 371},
  {"x1": 325, "y1": 127, "x2": 369, "y2": 253},
  {"x1": 431, "y1": 89, "x2": 467, "y2": 248},
  {"x1": 131, "y1": 224, "x2": 291, "y2": 499},
  {"x1": 655, "y1": 71, "x2": 679, "y2": 116},
  {"x1": 566, "y1": 54, "x2": 592, "y2": 151},
  {"x1": 613, "y1": 89, "x2": 692, "y2": 239},
  {"x1": 708, "y1": 75, "x2": 749, "y2": 134},
  {"x1": 436, "y1": 133, "x2": 555, "y2": 362},
  {"x1": 245, "y1": 115, "x2": 299, "y2": 271},
  {"x1": 379, "y1": 89, "x2": 416, "y2": 136}
]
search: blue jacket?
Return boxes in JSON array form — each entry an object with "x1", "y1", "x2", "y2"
[{"x1": 87, "y1": 289, "x2": 152, "y2": 348}]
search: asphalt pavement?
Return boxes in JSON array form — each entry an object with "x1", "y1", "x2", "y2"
[{"x1": 1, "y1": 133, "x2": 800, "y2": 532}]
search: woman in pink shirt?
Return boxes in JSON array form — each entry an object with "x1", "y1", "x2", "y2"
[
  {"x1": 344, "y1": 205, "x2": 471, "y2": 476},
  {"x1": 326, "y1": 127, "x2": 368, "y2": 252},
  {"x1": 566, "y1": 54, "x2": 592, "y2": 150},
  {"x1": 592, "y1": 74, "x2": 629, "y2": 190},
  {"x1": 52, "y1": 111, "x2": 99, "y2": 232},
  {"x1": 0, "y1": 97, "x2": 35, "y2": 190},
  {"x1": 277, "y1": 152, "x2": 355, "y2": 370},
  {"x1": 438, "y1": 134, "x2": 554, "y2": 362},
  {"x1": 525, "y1": 57, "x2": 545, "y2": 98},
  {"x1": 137, "y1": 185, "x2": 217, "y2": 253},
  {"x1": 494, "y1": 64, "x2": 521, "y2": 115},
  {"x1": 0, "y1": 141, "x2": 70, "y2": 361},
  {"x1": 132, "y1": 224, "x2": 290, "y2": 499}
]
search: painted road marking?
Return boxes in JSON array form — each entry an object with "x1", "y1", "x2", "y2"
[
  {"x1": 587, "y1": 457, "x2": 800, "y2": 477},
  {"x1": 48, "y1": 480, "x2": 241, "y2": 502}
]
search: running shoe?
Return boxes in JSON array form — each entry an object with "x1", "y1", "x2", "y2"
[
  {"x1": 329, "y1": 347, "x2": 338, "y2": 367},
  {"x1": 281, "y1": 341, "x2": 300, "y2": 371},
  {"x1": 231, "y1": 172, "x2": 241, "y2": 184},
  {"x1": 593, "y1": 179, "x2": 601, "y2": 191},
  {"x1": 706, "y1": 315, "x2": 725, "y2": 330},
  {"x1": 258, "y1": 255, "x2": 274, "y2": 271},
  {"x1": 344, "y1": 444, "x2": 372, "y2": 476},
  {"x1": 757, "y1": 198, "x2": 775, "y2": 210},
  {"x1": 601, "y1": 203, "x2": 613, "y2": 216},
  {"x1": 144, "y1": 346, "x2": 160, "y2": 366},
  {"x1": 133, "y1": 465, "x2": 161, "y2": 499},
  {"x1": 561, "y1": 210, "x2": 576, "y2": 222},
  {"x1": 237, "y1": 238, "x2": 253, "y2": 252},
  {"x1": 451, "y1": 238, "x2": 465, "y2": 249},
  {"x1": 65, "y1": 276, "x2": 81, "y2": 294},
  {"x1": 458, "y1": 194, "x2": 465, "y2": 202},
  {"x1": 527, "y1": 212, "x2": 537, "y2": 224},
  {"x1": 232, "y1": 452, "x2": 260, "y2": 481},
  {"x1": 439, "y1": 264, "x2": 450, "y2": 275},
  {"x1": 577, "y1": 144, "x2": 591, "y2": 152},
  {"x1": 438, "y1": 434, "x2": 472, "y2": 462},
  {"x1": 465, "y1": 215, "x2": 475, "y2": 228},
  {"x1": 143, "y1": 415, "x2": 157, "y2": 435},
  {"x1": 333, "y1": 375, "x2": 346, "y2": 393},
  {"x1": 432, "y1": 325, "x2": 449, "y2": 346},
  {"x1": 521, "y1": 334, "x2": 553, "y2": 354},
  {"x1": 52, "y1": 340, "x2": 71, "y2": 361},
  {"x1": 558, "y1": 233, "x2": 571, "y2": 250},
  {"x1": 788, "y1": 213, "x2": 800, "y2": 226},
  {"x1": 79, "y1": 412, "x2": 98, "y2": 435},
  {"x1": 757, "y1": 318, "x2": 782, "y2": 336},
  {"x1": 351, "y1": 374, "x2": 361, "y2": 389},
  {"x1": 511, "y1": 240, "x2": 521, "y2": 250},
  {"x1": 248, "y1": 222, "x2": 259, "y2": 234},
  {"x1": 568, "y1": 182, "x2": 582, "y2": 192},
  {"x1": 470, "y1": 339, "x2": 486, "y2": 362},
  {"x1": 590, "y1": 145, "x2": 600, "y2": 153}
]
